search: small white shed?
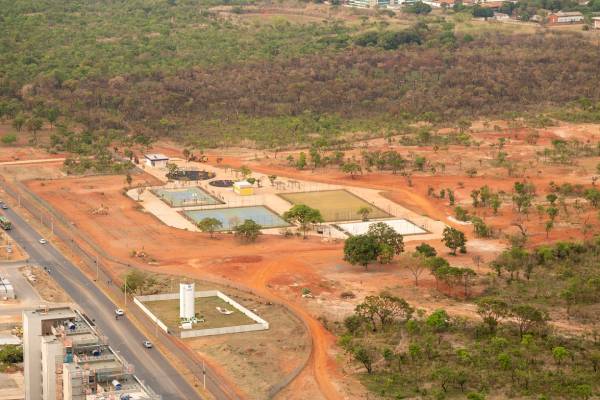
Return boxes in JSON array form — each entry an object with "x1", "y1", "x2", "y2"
[{"x1": 144, "y1": 153, "x2": 169, "y2": 168}]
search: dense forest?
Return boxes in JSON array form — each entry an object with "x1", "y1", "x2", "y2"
[{"x1": 1, "y1": 0, "x2": 600, "y2": 148}]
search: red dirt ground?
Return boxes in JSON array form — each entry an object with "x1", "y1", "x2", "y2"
[{"x1": 18, "y1": 121, "x2": 600, "y2": 399}]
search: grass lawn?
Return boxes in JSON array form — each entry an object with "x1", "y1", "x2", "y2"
[
  {"x1": 144, "y1": 296, "x2": 255, "y2": 333},
  {"x1": 279, "y1": 189, "x2": 391, "y2": 222}
]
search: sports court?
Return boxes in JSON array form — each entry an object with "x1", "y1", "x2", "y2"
[
  {"x1": 337, "y1": 218, "x2": 428, "y2": 236},
  {"x1": 152, "y1": 187, "x2": 223, "y2": 207},
  {"x1": 183, "y1": 206, "x2": 289, "y2": 230},
  {"x1": 279, "y1": 190, "x2": 391, "y2": 222}
]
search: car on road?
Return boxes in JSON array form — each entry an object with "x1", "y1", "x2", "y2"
[
  {"x1": 1, "y1": 204, "x2": 8, "y2": 209},
  {"x1": 143, "y1": 340, "x2": 153, "y2": 349},
  {"x1": 115, "y1": 308, "x2": 125, "y2": 316},
  {"x1": 39, "y1": 238, "x2": 47, "y2": 244}
]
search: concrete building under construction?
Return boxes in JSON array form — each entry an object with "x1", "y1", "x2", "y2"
[{"x1": 23, "y1": 306, "x2": 160, "y2": 400}]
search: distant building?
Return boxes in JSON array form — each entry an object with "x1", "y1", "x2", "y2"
[
  {"x1": 144, "y1": 153, "x2": 169, "y2": 168},
  {"x1": 347, "y1": 0, "x2": 411, "y2": 8},
  {"x1": 233, "y1": 181, "x2": 254, "y2": 196},
  {"x1": 547, "y1": 11, "x2": 584, "y2": 24},
  {"x1": 23, "y1": 306, "x2": 160, "y2": 400},
  {"x1": 479, "y1": 1, "x2": 504, "y2": 9},
  {"x1": 494, "y1": 12, "x2": 510, "y2": 20},
  {"x1": 594, "y1": 17, "x2": 600, "y2": 29}
]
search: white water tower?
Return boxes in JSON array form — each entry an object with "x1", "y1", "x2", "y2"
[{"x1": 179, "y1": 283, "x2": 195, "y2": 319}]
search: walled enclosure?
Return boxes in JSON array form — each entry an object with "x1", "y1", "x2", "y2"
[{"x1": 134, "y1": 290, "x2": 269, "y2": 338}]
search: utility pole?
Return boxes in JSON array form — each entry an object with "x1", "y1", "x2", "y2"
[
  {"x1": 95, "y1": 255, "x2": 99, "y2": 282},
  {"x1": 203, "y1": 361, "x2": 206, "y2": 390}
]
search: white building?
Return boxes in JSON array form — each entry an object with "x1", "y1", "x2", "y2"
[
  {"x1": 144, "y1": 154, "x2": 169, "y2": 168},
  {"x1": 23, "y1": 307, "x2": 76, "y2": 400},
  {"x1": 548, "y1": 11, "x2": 584, "y2": 24},
  {"x1": 23, "y1": 306, "x2": 160, "y2": 400},
  {"x1": 347, "y1": 0, "x2": 411, "y2": 8},
  {"x1": 594, "y1": 17, "x2": 600, "y2": 29}
]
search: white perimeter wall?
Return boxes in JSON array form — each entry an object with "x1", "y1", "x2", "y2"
[
  {"x1": 134, "y1": 290, "x2": 269, "y2": 338},
  {"x1": 337, "y1": 218, "x2": 428, "y2": 236}
]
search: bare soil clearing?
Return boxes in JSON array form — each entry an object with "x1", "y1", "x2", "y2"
[{"x1": 8, "y1": 121, "x2": 600, "y2": 399}]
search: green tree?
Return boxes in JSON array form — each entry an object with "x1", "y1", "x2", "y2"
[
  {"x1": 309, "y1": 146, "x2": 321, "y2": 169},
  {"x1": 239, "y1": 165, "x2": 252, "y2": 178},
  {"x1": 552, "y1": 346, "x2": 569, "y2": 368},
  {"x1": 584, "y1": 188, "x2": 600, "y2": 208},
  {"x1": 355, "y1": 294, "x2": 414, "y2": 331},
  {"x1": 357, "y1": 206, "x2": 372, "y2": 221},
  {"x1": 283, "y1": 204, "x2": 324, "y2": 238},
  {"x1": 442, "y1": 227, "x2": 467, "y2": 255},
  {"x1": 196, "y1": 217, "x2": 223, "y2": 238},
  {"x1": 344, "y1": 234, "x2": 380, "y2": 270},
  {"x1": 1, "y1": 134, "x2": 17, "y2": 145},
  {"x1": 353, "y1": 346, "x2": 374, "y2": 374},
  {"x1": 545, "y1": 220, "x2": 554, "y2": 238},
  {"x1": 342, "y1": 161, "x2": 362, "y2": 179},
  {"x1": 166, "y1": 162, "x2": 180, "y2": 178},
  {"x1": 125, "y1": 173, "x2": 132, "y2": 187},
  {"x1": 234, "y1": 219, "x2": 262, "y2": 242},
  {"x1": 476, "y1": 297, "x2": 509, "y2": 333},
  {"x1": 367, "y1": 222, "x2": 405, "y2": 261},
  {"x1": 511, "y1": 304, "x2": 548, "y2": 338},
  {"x1": 0, "y1": 345, "x2": 23, "y2": 364},
  {"x1": 12, "y1": 113, "x2": 26, "y2": 132},
  {"x1": 296, "y1": 152, "x2": 307, "y2": 170},
  {"x1": 473, "y1": 5, "x2": 494, "y2": 19},
  {"x1": 415, "y1": 242, "x2": 437, "y2": 257},
  {"x1": 46, "y1": 107, "x2": 59, "y2": 127},
  {"x1": 25, "y1": 117, "x2": 44, "y2": 144},
  {"x1": 512, "y1": 181, "x2": 535, "y2": 214},
  {"x1": 405, "y1": 1, "x2": 432, "y2": 14},
  {"x1": 426, "y1": 309, "x2": 450, "y2": 332}
]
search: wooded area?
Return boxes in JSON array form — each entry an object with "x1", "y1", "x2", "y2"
[{"x1": 1, "y1": 0, "x2": 600, "y2": 147}]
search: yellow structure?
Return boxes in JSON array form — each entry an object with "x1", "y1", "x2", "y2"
[{"x1": 233, "y1": 181, "x2": 254, "y2": 196}]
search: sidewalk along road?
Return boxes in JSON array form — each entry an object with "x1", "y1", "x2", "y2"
[{"x1": 2, "y1": 206, "x2": 203, "y2": 400}]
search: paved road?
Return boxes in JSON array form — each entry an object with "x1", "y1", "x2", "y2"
[{"x1": 2, "y1": 207, "x2": 202, "y2": 400}]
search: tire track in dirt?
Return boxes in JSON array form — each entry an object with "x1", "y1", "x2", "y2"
[{"x1": 243, "y1": 259, "x2": 342, "y2": 400}]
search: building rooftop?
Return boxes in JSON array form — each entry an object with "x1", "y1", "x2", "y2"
[
  {"x1": 144, "y1": 153, "x2": 169, "y2": 161},
  {"x1": 25, "y1": 306, "x2": 76, "y2": 319},
  {"x1": 554, "y1": 11, "x2": 583, "y2": 16},
  {"x1": 28, "y1": 306, "x2": 161, "y2": 399},
  {"x1": 234, "y1": 180, "x2": 253, "y2": 187}
]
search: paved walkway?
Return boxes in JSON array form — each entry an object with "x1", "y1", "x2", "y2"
[
  {"x1": 131, "y1": 160, "x2": 445, "y2": 240},
  {"x1": 0, "y1": 158, "x2": 65, "y2": 166}
]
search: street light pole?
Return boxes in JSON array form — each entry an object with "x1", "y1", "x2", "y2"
[{"x1": 203, "y1": 361, "x2": 206, "y2": 390}]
